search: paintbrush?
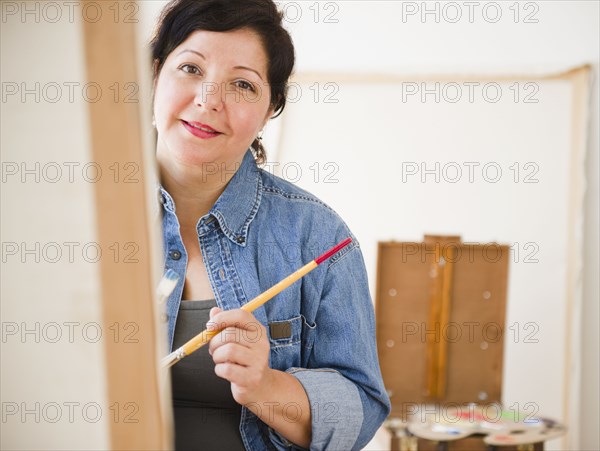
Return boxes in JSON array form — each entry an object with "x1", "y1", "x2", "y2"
[
  {"x1": 161, "y1": 237, "x2": 352, "y2": 368},
  {"x1": 157, "y1": 269, "x2": 179, "y2": 305}
]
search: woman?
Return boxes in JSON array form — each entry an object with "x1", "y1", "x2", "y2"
[{"x1": 150, "y1": 0, "x2": 391, "y2": 449}]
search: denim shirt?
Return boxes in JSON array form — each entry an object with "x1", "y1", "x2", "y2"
[{"x1": 158, "y1": 149, "x2": 391, "y2": 450}]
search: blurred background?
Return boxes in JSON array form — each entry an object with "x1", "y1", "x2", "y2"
[{"x1": 2, "y1": 1, "x2": 598, "y2": 450}]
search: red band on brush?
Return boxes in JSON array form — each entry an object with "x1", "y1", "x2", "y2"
[{"x1": 315, "y1": 238, "x2": 353, "y2": 265}]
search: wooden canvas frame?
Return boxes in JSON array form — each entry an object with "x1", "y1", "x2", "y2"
[{"x1": 82, "y1": 2, "x2": 171, "y2": 448}]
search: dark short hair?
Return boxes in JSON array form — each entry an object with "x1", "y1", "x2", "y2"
[{"x1": 150, "y1": 0, "x2": 295, "y2": 163}]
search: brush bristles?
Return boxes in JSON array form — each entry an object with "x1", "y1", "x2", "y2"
[
  {"x1": 160, "y1": 352, "x2": 179, "y2": 368},
  {"x1": 157, "y1": 269, "x2": 179, "y2": 304},
  {"x1": 161, "y1": 347, "x2": 186, "y2": 368}
]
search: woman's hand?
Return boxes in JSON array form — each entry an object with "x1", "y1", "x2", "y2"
[
  {"x1": 207, "y1": 307, "x2": 273, "y2": 406},
  {"x1": 207, "y1": 306, "x2": 312, "y2": 448}
]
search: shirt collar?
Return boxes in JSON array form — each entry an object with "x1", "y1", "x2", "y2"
[
  {"x1": 210, "y1": 149, "x2": 262, "y2": 246},
  {"x1": 158, "y1": 184, "x2": 175, "y2": 212},
  {"x1": 157, "y1": 149, "x2": 262, "y2": 247}
]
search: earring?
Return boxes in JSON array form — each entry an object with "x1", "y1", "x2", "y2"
[{"x1": 253, "y1": 130, "x2": 266, "y2": 162}]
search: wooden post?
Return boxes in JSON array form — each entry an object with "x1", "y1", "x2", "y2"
[{"x1": 81, "y1": 2, "x2": 171, "y2": 449}]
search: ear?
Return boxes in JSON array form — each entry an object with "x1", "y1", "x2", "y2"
[
  {"x1": 263, "y1": 105, "x2": 275, "y2": 127},
  {"x1": 152, "y1": 61, "x2": 160, "y2": 90}
]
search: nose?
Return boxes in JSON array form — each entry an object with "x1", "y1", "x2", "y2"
[{"x1": 195, "y1": 81, "x2": 223, "y2": 111}]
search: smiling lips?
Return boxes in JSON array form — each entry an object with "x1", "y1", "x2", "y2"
[{"x1": 181, "y1": 120, "x2": 223, "y2": 139}]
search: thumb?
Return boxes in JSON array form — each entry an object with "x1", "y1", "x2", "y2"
[{"x1": 209, "y1": 306, "x2": 222, "y2": 319}]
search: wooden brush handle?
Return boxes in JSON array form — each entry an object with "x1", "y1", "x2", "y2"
[
  {"x1": 241, "y1": 260, "x2": 317, "y2": 312},
  {"x1": 182, "y1": 328, "x2": 219, "y2": 355}
]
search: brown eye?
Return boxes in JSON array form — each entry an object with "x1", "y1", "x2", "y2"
[
  {"x1": 180, "y1": 64, "x2": 201, "y2": 75},
  {"x1": 236, "y1": 80, "x2": 255, "y2": 92}
]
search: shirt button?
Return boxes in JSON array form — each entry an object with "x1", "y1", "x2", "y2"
[
  {"x1": 169, "y1": 250, "x2": 181, "y2": 260},
  {"x1": 160, "y1": 313, "x2": 168, "y2": 322},
  {"x1": 236, "y1": 236, "x2": 245, "y2": 244}
]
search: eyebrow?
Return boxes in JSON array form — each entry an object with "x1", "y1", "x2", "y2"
[
  {"x1": 234, "y1": 65, "x2": 263, "y2": 81},
  {"x1": 176, "y1": 49, "x2": 264, "y2": 81}
]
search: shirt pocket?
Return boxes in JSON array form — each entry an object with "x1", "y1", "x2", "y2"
[{"x1": 268, "y1": 315, "x2": 302, "y2": 371}]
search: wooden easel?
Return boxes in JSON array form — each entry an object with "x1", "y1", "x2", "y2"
[
  {"x1": 376, "y1": 235, "x2": 509, "y2": 410},
  {"x1": 375, "y1": 235, "x2": 563, "y2": 450}
]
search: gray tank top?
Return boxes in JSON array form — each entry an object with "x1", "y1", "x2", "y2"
[{"x1": 170, "y1": 299, "x2": 245, "y2": 450}]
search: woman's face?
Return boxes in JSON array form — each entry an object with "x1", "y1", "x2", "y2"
[{"x1": 153, "y1": 28, "x2": 273, "y2": 174}]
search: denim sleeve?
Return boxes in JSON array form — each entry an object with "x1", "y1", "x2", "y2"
[{"x1": 277, "y1": 244, "x2": 391, "y2": 450}]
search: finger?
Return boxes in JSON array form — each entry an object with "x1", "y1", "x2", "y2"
[
  {"x1": 209, "y1": 307, "x2": 222, "y2": 319},
  {"x1": 209, "y1": 324, "x2": 263, "y2": 354},
  {"x1": 214, "y1": 361, "x2": 249, "y2": 384},
  {"x1": 211, "y1": 342, "x2": 256, "y2": 367},
  {"x1": 207, "y1": 308, "x2": 262, "y2": 332}
]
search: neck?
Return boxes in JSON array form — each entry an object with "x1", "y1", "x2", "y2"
[{"x1": 159, "y1": 161, "x2": 235, "y2": 232}]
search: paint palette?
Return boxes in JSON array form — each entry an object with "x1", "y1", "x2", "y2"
[
  {"x1": 406, "y1": 404, "x2": 566, "y2": 446},
  {"x1": 483, "y1": 417, "x2": 566, "y2": 447}
]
